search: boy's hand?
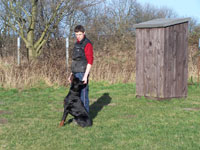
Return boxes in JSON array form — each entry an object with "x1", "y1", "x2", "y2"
[
  {"x1": 82, "y1": 76, "x2": 88, "y2": 84},
  {"x1": 68, "y1": 74, "x2": 73, "y2": 83}
]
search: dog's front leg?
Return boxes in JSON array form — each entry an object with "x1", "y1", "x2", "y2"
[{"x1": 59, "y1": 106, "x2": 69, "y2": 127}]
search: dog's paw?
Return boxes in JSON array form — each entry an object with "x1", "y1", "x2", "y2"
[{"x1": 59, "y1": 120, "x2": 65, "y2": 127}]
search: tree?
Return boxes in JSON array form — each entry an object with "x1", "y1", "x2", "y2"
[
  {"x1": 0, "y1": 0, "x2": 99, "y2": 60},
  {"x1": 133, "y1": 3, "x2": 177, "y2": 23}
]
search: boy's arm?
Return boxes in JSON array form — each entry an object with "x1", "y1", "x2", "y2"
[
  {"x1": 82, "y1": 43, "x2": 93, "y2": 84},
  {"x1": 82, "y1": 64, "x2": 92, "y2": 84}
]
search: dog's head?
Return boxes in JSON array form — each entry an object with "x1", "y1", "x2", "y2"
[{"x1": 71, "y1": 76, "x2": 84, "y2": 92}]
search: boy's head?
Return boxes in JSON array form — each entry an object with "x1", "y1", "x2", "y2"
[
  {"x1": 74, "y1": 25, "x2": 85, "y2": 41},
  {"x1": 74, "y1": 25, "x2": 85, "y2": 33}
]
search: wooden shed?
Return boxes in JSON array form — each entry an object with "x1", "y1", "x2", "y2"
[{"x1": 134, "y1": 18, "x2": 190, "y2": 100}]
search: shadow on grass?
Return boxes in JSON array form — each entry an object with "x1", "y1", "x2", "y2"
[{"x1": 89, "y1": 93, "x2": 112, "y2": 120}]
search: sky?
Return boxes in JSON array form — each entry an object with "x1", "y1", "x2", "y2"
[{"x1": 138, "y1": 0, "x2": 200, "y2": 23}]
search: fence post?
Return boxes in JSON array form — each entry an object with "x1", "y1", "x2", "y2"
[
  {"x1": 17, "y1": 37, "x2": 20, "y2": 66},
  {"x1": 66, "y1": 37, "x2": 69, "y2": 71},
  {"x1": 198, "y1": 38, "x2": 200, "y2": 84},
  {"x1": 199, "y1": 38, "x2": 200, "y2": 50}
]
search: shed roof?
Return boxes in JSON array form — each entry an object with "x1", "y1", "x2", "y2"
[{"x1": 134, "y1": 18, "x2": 190, "y2": 29}]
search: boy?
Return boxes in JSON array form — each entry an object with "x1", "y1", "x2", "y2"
[{"x1": 68, "y1": 25, "x2": 93, "y2": 113}]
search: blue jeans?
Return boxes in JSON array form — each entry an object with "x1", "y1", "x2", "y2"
[{"x1": 74, "y1": 72, "x2": 89, "y2": 113}]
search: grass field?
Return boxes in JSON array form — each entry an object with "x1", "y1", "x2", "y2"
[{"x1": 0, "y1": 82, "x2": 200, "y2": 150}]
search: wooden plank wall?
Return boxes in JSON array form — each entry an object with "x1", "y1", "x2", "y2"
[
  {"x1": 136, "y1": 29, "x2": 144, "y2": 96},
  {"x1": 136, "y1": 28, "x2": 165, "y2": 98},
  {"x1": 164, "y1": 23, "x2": 188, "y2": 98},
  {"x1": 157, "y1": 28, "x2": 165, "y2": 98},
  {"x1": 143, "y1": 28, "x2": 165, "y2": 98},
  {"x1": 136, "y1": 22, "x2": 188, "y2": 99}
]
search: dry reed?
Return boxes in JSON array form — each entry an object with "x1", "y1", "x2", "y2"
[
  {"x1": 0, "y1": 45, "x2": 199, "y2": 89},
  {"x1": 0, "y1": 57, "x2": 68, "y2": 89}
]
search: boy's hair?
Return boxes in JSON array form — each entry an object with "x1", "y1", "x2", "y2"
[{"x1": 74, "y1": 25, "x2": 85, "y2": 33}]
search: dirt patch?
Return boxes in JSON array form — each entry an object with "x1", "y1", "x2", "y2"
[
  {"x1": 183, "y1": 108, "x2": 200, "y2": 111},
  {"x1": 122, "y1": 114, "x2": 136, "y2": 119},
  {"x1": 0, "y1": 118, "x2": 8, "y2": 124},
  {"x1": 191, "y1": 102, "x2": 200, "y2": 105},
  {"x1": 56, "y1": 108, "x2": 64, "y2": 112},
  {"x1": 0, "y1": 110, "x2": 12, "y2": 115},
  {"x1": 90, "y1": 99, "x2": 97, "y2": 102},
  {"x1": 108, "y1": 103, "x2": 116, "y2": 106}
]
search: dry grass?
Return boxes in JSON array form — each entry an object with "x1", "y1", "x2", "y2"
[
  {"x1": 90, "y1": 49, "x2": 136, "y2": 83},
  {"x1": 0, "y1": 57, "x2": 68, "y2": 89},
  {"x1": 188, "y1": 45, "x2": 200, "y2": 81},
  {"x1": 0, "y1": 44, "x2": 199, "y2": 89},
  {"x1": 0, "y1": 49, "x2": 136, "y2": 89}
]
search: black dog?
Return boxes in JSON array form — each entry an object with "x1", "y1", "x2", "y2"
[{"x1": 59, "y1": 76, "x2": 92, "y2": 127}]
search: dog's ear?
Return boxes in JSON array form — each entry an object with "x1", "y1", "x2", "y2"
[
  {"x1": 71, "y1": 74, "x2": 74, "y2": 79},
  {"x1": 72, "y1": 77, "x2": 79, "y2": 84}
]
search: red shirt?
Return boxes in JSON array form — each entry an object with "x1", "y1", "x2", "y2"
[
  {"x1": 84, "y1": 43, "x2": 93, "y2": 65},
  {"x1": 77, "y1": 39, "x2": 94, "y2": 65}
]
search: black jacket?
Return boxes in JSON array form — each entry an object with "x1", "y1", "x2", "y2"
[{"x1": 71, "y1": 36, "x2": 91, "y2": 73}]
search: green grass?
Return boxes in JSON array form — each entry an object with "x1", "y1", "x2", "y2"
[{"x1": 0, "y1": 82, "x2": 200, "y2": 150}]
